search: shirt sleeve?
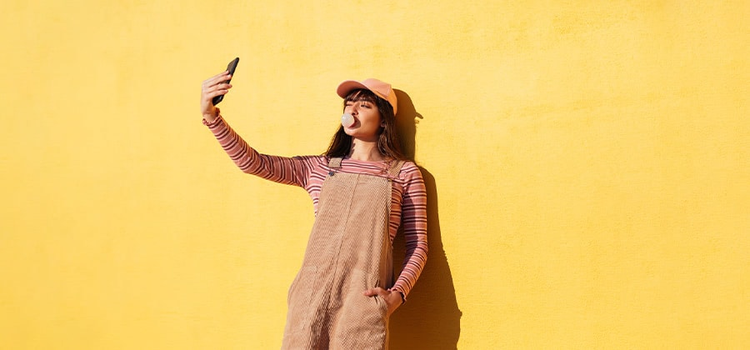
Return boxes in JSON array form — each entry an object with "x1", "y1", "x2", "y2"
[
  {"x1": 390, "y1": 163, "x2": 428, "y2": 300},
  {"x1": 203, "y1": 115, "x2": 316, "y2": 187}
]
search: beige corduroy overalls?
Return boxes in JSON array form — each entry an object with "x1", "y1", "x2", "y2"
[{"x1": 281, "y1": 157, "x2": 404, "y2": 350}]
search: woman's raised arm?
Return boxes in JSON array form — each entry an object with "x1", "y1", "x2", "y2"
[{"x1": 200, "y1": 74, "x2": 316, "y2": 188}]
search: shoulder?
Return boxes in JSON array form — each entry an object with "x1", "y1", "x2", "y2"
[{"x1": 397, "y1": 161, "x2": 424, "y2": 182}]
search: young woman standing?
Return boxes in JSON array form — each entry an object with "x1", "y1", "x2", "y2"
[{"x1": 200, "y1": 72, "x2": 427, "y2": 349}]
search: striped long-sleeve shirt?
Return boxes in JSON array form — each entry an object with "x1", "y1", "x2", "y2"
[{"x1": 204, "y1": 115, "x2": 428, "y2": 299}]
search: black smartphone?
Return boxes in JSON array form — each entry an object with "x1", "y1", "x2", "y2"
[{"x1": 212, "y1": 57, "x2": 239, "y2": 106}]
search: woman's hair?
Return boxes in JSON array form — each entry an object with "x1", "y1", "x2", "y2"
[{"x1": 325, "y1": 89, "x2": 407, "y2": 160}]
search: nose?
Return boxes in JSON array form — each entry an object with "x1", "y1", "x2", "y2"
[{"x1": 345, "y1": 104, "x2": 358, "y2": 116}]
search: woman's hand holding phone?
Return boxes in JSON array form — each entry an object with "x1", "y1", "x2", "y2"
[
  {"x1": 201, "y1": 57, "x2": 239, "y2": 123},
  {"x1": 200, "y1": 71, "x2": 232, "y2": 123}
]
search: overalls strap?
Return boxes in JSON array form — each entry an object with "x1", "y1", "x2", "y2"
[
  {"x1": 328, "y1": 157, "x2": 343, "y2": 168},
  {"x1": 388, "y1": 160, "x2": 405, "y2": 178}
]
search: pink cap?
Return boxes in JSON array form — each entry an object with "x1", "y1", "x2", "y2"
[{"x1": 336, "y1": 78, "x2": 398, "y2": 115}]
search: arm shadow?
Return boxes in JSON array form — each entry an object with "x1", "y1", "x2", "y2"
[{"x1": 390, "y1": 90, "x2": 462, "y2": 349}]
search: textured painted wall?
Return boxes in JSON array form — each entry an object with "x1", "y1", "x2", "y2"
[{"x1": 1, "y1": 0, "x2": 747, "y2": 349}]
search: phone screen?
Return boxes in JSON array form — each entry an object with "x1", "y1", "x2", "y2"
[{"x1": 213, "y1": 57, "x2": 239, "y2": 105}]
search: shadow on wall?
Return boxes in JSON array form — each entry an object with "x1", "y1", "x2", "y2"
[{"x1": 390, "y1": 90, "x2": 462, "y2": 349}]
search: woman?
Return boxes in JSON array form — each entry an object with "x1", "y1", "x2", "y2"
[{"x1": 200, "y1": 72, "x2": 427, "y2": 349}]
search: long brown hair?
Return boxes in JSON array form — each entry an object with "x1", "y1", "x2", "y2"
[{"x1": 325, "y1": 89, "x2": 407, "y2": 160}]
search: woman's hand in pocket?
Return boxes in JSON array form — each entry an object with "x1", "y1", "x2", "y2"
[{"x1": 363, "y1": 287, "x2": 403, "y2": 316}]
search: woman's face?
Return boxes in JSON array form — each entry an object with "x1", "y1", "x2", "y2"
[{"x1": 343, "y1": 95, "x2": 383, "y2": 142}]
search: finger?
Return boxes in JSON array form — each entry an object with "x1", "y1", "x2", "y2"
[
  {"x1": 203, "y1": 89, "x2": 229, "y2": 101},
  {"x1": 202, "y1": 72, "x2": 232, "y2": 87},
  {"x1": 210, "y1": 71, "x2": 231, "y2": 82},
  {"x1": 203, "y1": 82, "x2": 233, "y2": 96},
  {"x1": 203, "y1": 77, "x2": 231, "y2": 91},
  {"x1": 203, "y1": 84, "x2": 231, "y2": 98},
  {"x1": 363, "y1": 287, "x2": 386, "y2": 297},
  {"x1": 201, "y1": 89, "x2": 229, "y2": 105}
]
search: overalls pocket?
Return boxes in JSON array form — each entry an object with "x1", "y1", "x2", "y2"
[
  {"x1": 285, "y1": 266, "x2": 317, "y2": 333},
  {"x1": 373, "y1": 294, "x2": 390, "y2": 318}
]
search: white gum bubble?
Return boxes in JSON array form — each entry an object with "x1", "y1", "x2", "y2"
[{"x1": 341, "y1": 113, "x2": 354, "y2": 127}]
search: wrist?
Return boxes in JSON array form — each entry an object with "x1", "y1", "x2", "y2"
[
  {"x1": 389, "y1": 289, "x2": 405, "y2": 305},
  {"x1": 203, "y1": 114, "x2": 217, "y2": 123},
  {"x1": 202, "y1": 108, "x2": 220, "y2": 124}
]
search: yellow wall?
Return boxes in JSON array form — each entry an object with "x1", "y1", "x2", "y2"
[{"x1": 1, "y1": 1, "x2": 747, "y2": 349}]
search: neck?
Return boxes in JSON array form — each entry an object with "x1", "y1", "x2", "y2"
[{"x1": 348, "y1": 139, "x2": 386, "y2": 161}]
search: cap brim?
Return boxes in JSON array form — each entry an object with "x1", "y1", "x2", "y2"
[{"x1": 336, "y1": 80, "x2": 369, "y2": 98}]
